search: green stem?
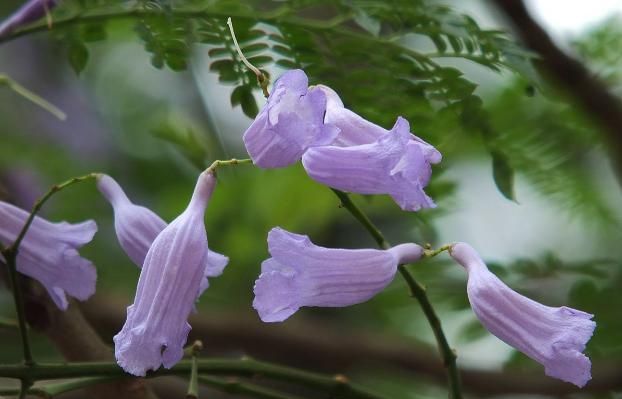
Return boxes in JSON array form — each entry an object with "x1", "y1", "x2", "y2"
[
  {"x1": 0, "y1": 376, "x2": 121, "y2": 397},
  {"x1": 205, "y1": 158, "x2": 253, "y2": 174},
  {"x1": 0, "y1": 316, "x2": 20, "y2": 329},
  {"x1": 0, "y1": 74, "x2": 66, "y2": 120},
  {"x1": 198, "y1": 375, "x2": 307, "y2": 399},
  {"x1": 332, "y1": 189, "x2": 389, "y2": 249},
  {"x1": 397, "y1": 265, "x2": 461, "y2": 399},
  {"x1": 0, "y1": 359, "x2": 385, "y2": 399},
  {"x1": 331, "y1": 191, "x2": 462, "y2": 399},
  {"x1": 186, "y1": 341, "x2": 202, "y2": 399}
]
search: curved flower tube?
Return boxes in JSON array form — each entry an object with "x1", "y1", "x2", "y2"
[
  {"x1": 0, "y1": 0, "x2": 59, "y2": 38},
  {"x1": 96, "y1": 174, "x2": 228, "y2": 293},
  {"x1": 449, "y1": 242, "x2": 595, "y2": 387},
  {"x1": 317, "y1": 84, "x2": 442, "y2": 163},
  {"x1": 302, "y1": 117, "x2": 438, "y2": 211},
  {"x1": 0, "y1": 201, "x2": 97, "y2": 310},
  {"x1": 253, "y1": 227, "x2": 423, "y2": 322},
  {"x1": 114, "y1": 171, "x2": 217, "y2": 376},
  {"x1": 242, "y1": 69, "x2": 339, "y2": 168}
]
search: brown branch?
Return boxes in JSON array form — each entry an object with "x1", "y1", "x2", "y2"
[
  {"x1": 492, "y1": 0, "x2": 622, "y2": 179},
  {"x1": 83, "y1": 296, "x2": 621, "y2": 397}
]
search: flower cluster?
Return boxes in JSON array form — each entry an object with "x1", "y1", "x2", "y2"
[
  {"x1": 244, "y1": 69, "x2": 441, "y2": 211},
  {"x1": 0, "y1": 69, "x2": 596, "y2": 387}
]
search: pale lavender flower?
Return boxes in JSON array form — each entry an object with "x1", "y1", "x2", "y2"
[
  {"x1": 253, "y1": 227, "x2": 423, "y2": 322},
  {"x1": 302, "y1": 116, "x2": 440, "y2": 211},
  {"x1": 317, "y1": 84, "x2": 442, "y2": 162},
  {"x1": 242, "y1": 69, "x2": 339, "y2": 168},
  {"x1": 96, "y1": 174, "x2": 228, "y2": 294},
  {"x1": 114, "y1": 171, "x2": 217, "y2": 376},
  {"x1": 0, "y1": 201, "x2": 97, "y2": 310},
  {"x1": 449, "y1": 242, "x2": 595, "y2": 387},
  {"x1": 0, "y1": 0, "x2": 59, "y2": 38}
]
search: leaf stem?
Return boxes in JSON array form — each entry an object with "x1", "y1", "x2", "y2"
[
  {"x1": 0, "y1": 74, "x2": 66, "y2": 120},
  {"x1": 331, "y1": 190, "x2": 463, "y2": 399},
  {"x1": 205, "y1": 158, "x2": 253, "y2": 174},
  {"x1": 226, "y1": 17, "x2": 270, "y2": 98}
]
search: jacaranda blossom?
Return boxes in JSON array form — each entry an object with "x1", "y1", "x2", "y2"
[
  {"x1": 253, "y1": 227, "x2": 423, "y2": 322},
  {"x1": 302, "y1": 116, "x2": 440, "y2": 211},
  {"x1": 114, "y1": 171, "x2": 217, "y2": 376},
  {"x1": 242, "y1": 69, "x2": 339, "y2": 168},
  {"x1": 96, "y1": 174, "x2": 228, "y2": 293},
  {"x1": 0, "y1": 201, "x2": 97, "y2": 310},
  {"x1": 449, "y1": 242, "x2": 595, "y2": 387},
  {"x1": 0, "y1": 0, "x2": 59, "y2": 38}
]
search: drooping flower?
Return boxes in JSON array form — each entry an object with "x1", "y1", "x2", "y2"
[
  {"x1": 114, "y1": 171, "x2": 217, "y2": 376},
  {"x1": 0, "y1": 201, "x2": 97, "y2": 310},
  {"x1": 242, "y1": 69, "x2": 339, "y2": 168},
  {"x1": 253, "y1": 227, "x2": 423, "y2": 322},
  {"x1": 449, "y1": 242, "x2": 595, "y2": 387},
  {"x1": 302, "y1": 116, "x2": 440, "y2": 211},
  {"x1": 0, "y1": 0, "x2": 59, "y2": 38},
  {"x1": 96, "y1": 174, "x2": 228, "y2": 293}
]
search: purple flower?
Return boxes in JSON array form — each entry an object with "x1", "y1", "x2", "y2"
[
  {"x1": 0, "y1": 0, "x2": 59, "y2": 38},
  {"x1": 302, "y1": 116, "x2": 440, "y2": 211},
  {"x1": 0, "y1": 201, "x2": 97, "y2": 310},
  {"x1": 449, "y1": 242, "x2": 595, "y2": 387},
  {"x1": 96, "y1": 174, "x2": 228, "y2": 294},
  {"x1": 114, "y1": 171, "x2": 218, "y2": 376},
  {"x1": 242, "y1": 69, "x2": 339, "y2": 168},
  {"x1": 253, "y1": 227, "x2": 423, "y2": 322}
]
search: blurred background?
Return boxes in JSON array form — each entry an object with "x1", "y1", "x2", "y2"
[{"x1": 1, "y1": 0, "x2": 621, "y2": 398}]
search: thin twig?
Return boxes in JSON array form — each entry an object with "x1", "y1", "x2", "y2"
[
  {"x1": 0, "y1": 359, "x2": 387, "y2": 399},
  {"x1": 331, "y1": 190, "x2": 462, "y2": 399},
  {"x1": 0, "y1": 74, "x2": 66, "y2": 120}
]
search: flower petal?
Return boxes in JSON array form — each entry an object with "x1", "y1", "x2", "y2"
[
  {"x1": 253, "y1": 228, "x2": 422, "y2": 322},
  {"x1": 0, "y1": 201, "x2": 97, "y2": 310},
  {"x1": 243, "y1": 70, "x2": 339, "y2": 168},
  {"x1": 302, "y1": 117, "x2": 436, "y2": 211},
  {"x1": 449, "y1": 242, "x2": 596, "y2": 387},
  {"x1": 114, "y1": 172, "x2": 216, "y2": 376}
]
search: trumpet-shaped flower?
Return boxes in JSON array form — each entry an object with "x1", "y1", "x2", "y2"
[
  {"x1": 114, "y1": 171, "x2": 217, "y2": 376},
  {"x1": 0, "y1": 0, "x2": 59, "y2": 38},
  {"x1": 302, "y1": 116, "x2": 439, "y2": 211},
  {"x1": 449, "y1": 242, "x2": 595, "y2": 387},
  {"x1": 0, "y1": 201, "x2": 97, "y2": 310},
  {"x1": 96, "y1": 174, "x2": 228, "y2": 293},
  {"x1": 253, "y1": 227, "x2": 423, "y2": 322},
  {"x1": 242, "y1": 69, "x2": 339, "y2": 168}
]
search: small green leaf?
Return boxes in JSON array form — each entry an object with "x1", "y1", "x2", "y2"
[
  {"x1": 68, "y1": 41, "x2": 89, "y2": 75},
  {"x1": 239, "y1": 86, "x2": 259, "y2": 118},
  {"x1": 491, "y1": 150, "x2": 517, "y2": 202}
]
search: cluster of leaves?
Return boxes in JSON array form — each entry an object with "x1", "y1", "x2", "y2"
[
  {"x1": 34, "y1": 1, "x2": 534, "y2": 123},
  {"x1": 6, "y1": 0, "x2": 617, "y2": 219}
]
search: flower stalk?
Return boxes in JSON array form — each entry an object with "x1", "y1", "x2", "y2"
[
  {"x1": 330, "y1": 189, "x2": 463, "y2": 399},
  {"x1": 226, "y1": 17, "x2": 270, "y2": 98}
]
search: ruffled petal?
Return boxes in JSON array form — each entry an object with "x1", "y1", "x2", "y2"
[
  {"x1": 302, "y1": 117, "x2": 437, "y2": 211},
  {"x1": 243, "y1": 70, "x2": 338, "y2": 168},
  {"x1": 0, "y1": 201, "x2": 97, "y2": 310},
  {"x1": 114, "y1": 172, "x2": 216, "y2": 376},
  {"x1": 450, "y1": 242, "x2": 596, "y2": 387}
]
